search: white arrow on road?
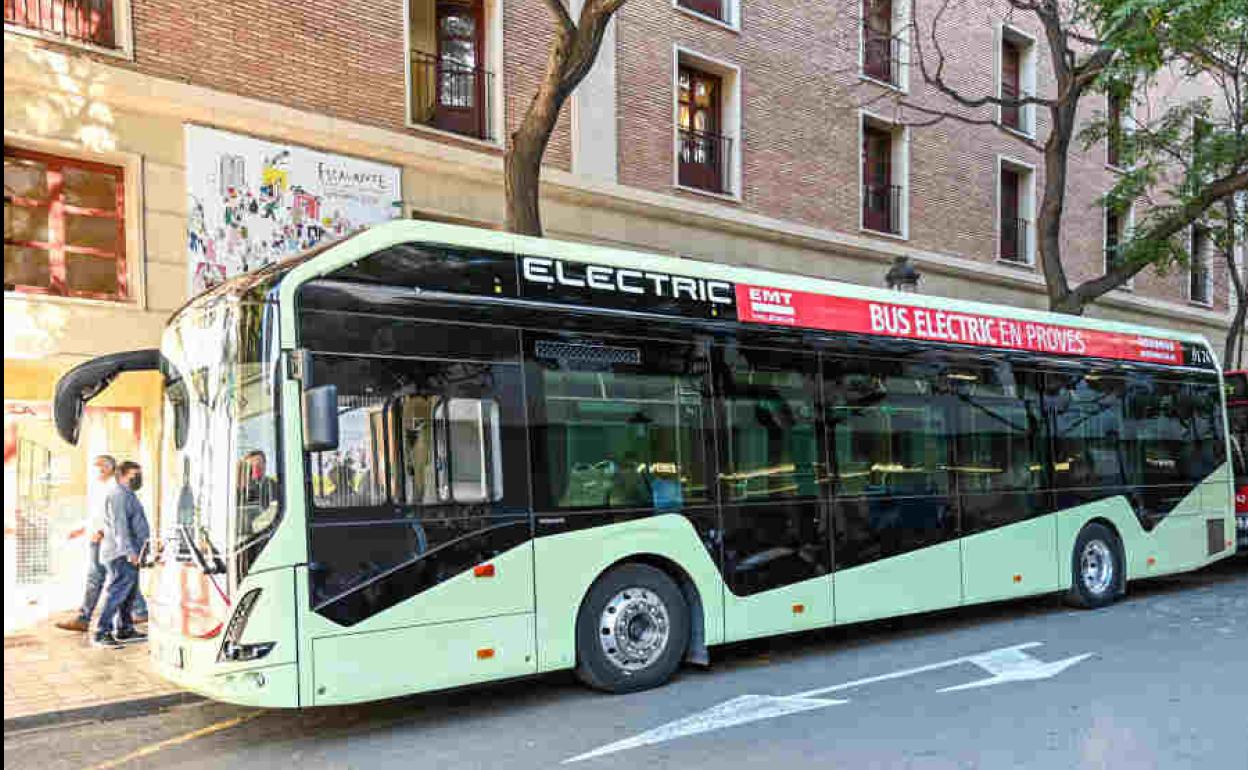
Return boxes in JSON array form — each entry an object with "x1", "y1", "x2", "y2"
[
  {"x1": 564, "y1": 693, "x2": 849, "y2": 763},
  {"x1": 564, "y1": 641, "x2": 1094, "y2": 763},
  {"x1": 937, "y1": 645, "x2": 1095, "y2": 693}
]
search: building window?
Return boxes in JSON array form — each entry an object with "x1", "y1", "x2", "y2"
[
  {"x1": 4, "y1": 147, "x2": 128, "y2": 300},
  {"x1": 1104, "y1": 205, "x2": 1131, "y2": 283},
  {"x1": 677, "y1": 64, "x2": 733, "y2": 195},
  {"x1": 863, "y1": 0, "x2": 897, "y2": 85},
  {"x1": 861, "y1": 116, "x2": 907, "y2": 236},
  {"x1": 677, "y1": 0, "x2": 728, "y2": 24},
  {"x1": 4, "y1": 0, "x2": 119, "y2": 49},
  {"x1": 1107, "y1": 87, "x2": 1132, "y2": 168},
  {"x1": 1001, "y1": 40, "x2": 1022, "y2": 130},
  {"x1": 408, "y1": 0, "x2": 496, "y2": 141},
  {"x1": 998, "y1": 160, "x2": 1034, "y2": 265},
  {"x1": 1189, "y1": 226, "x2": 1213, "y2": 306},
  {"x1": 997, "y1": 26, "x2": 1036, "y2": 135}
]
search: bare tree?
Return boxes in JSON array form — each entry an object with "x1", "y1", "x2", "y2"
[
  {"x1": 886, "y1": 0, "x2": 1248, "y2": 315},
  {"x1": 504, "y1": 0, "x2": 626, "y2": 236}
]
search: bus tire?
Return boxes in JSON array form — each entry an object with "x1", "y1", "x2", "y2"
[
  {"x1": 1065, "y1": 523, "x2": 1124, "y2": 609},
  {"x1": 575, "y1": 563, "x2": 690, "y2": 694}
]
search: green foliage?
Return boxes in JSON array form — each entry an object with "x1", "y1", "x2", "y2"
[{"x1": 1076, "y1": 0, "x2": 1247, "y2": 281}]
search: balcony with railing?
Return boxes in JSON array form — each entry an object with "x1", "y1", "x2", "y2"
[
  {"x1": 4, "y1": 0, "x2": 116, "y2": 48},
  {"x1": 999, "y1": 217, "x2": 1030, "y2": 263},
  {"x1": 863, "y1": 184, "x2": 902, "y2": 235},
  {"x1": 678, "y1": 128, "x2": 733, "y2": 195},
  {"x1": 863, "y1": 30, "x2": 901, "y2": 86},
  {"x1": 409, "y1": 50, "x2": 495, "y2": 142}
]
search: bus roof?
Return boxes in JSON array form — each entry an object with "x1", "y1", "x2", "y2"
[{"x1": 271, "y1": 220, "x2": 1216, "y2": 362}]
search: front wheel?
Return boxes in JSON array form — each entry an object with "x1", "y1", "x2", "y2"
[
  {"x1": 575, "y1": 563, "x2": 690, "y2": 694},
  {"x1": 1065, "y1": 523, "x2": 1124, "y2": 609}
]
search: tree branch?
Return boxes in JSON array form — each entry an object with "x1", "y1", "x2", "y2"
[{"x1": 1069, "y1": 168, "x2": 1248, "y2": 305}]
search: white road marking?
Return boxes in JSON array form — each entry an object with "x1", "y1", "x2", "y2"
[
  {"x1": 792, "y1": 641, "x2": 1046, "y2": 698},
  {"x1": 938, "y1": 646, "x2": 1095, "y2": 692},
  {"x1": 564, "y1": 642, "x2": 1093, "y2": 763},
  {"x1": 564, "y1": 694, "x2": 848, "y2": 763}
]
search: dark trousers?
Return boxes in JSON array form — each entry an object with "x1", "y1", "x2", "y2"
[
  {"x1": 79, "y1": 542, "x2": 146, "y2": 622},
  {"x1": 94, "y1": 557, "x2": 138, "y2": 640},
  {"x1": 79, "y1": 541, "x2": 107, "y2": 621}
]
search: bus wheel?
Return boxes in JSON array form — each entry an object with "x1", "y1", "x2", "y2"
[
  {"x1": 575, "y1": 563, "x2": 690, "y2": 694},
  {"x1": 1065, "y1": 523, "x2": 1124, "y2": 609}
]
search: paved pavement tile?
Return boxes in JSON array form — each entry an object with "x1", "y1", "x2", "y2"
[{"x1": 3, "y1": 618, "x2": 182, "y2": 722}]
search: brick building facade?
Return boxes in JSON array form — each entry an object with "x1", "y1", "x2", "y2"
[{"x1": 2, "y1": 0, "x2": 1240, "y2": 622}]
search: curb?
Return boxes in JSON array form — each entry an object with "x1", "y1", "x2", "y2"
[{"x1": 4, "y1": 691, "x2": 205, "y2": 733}]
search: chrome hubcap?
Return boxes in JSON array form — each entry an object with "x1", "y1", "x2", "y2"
[
  {"x1": 1081, "y1": 540, "x2": 1115, "y2": 595},
  {"x1": 598, "y1": 587, "x2": 670, "y2": 672}
]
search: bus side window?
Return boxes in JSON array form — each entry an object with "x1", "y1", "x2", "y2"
[{"x1": 432, "y1": 397, "x2": 503, "y2": 504}]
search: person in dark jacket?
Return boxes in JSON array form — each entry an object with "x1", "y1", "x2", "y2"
[{"x1": 93, "y1": 461, "x2": 151, "y2": 649}]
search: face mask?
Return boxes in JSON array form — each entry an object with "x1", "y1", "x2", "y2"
[{"x1": 129, "y1": 474, "x2": 143, "y2": 491}]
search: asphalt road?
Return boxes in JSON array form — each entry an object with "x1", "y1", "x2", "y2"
[{"x1": 7, "y1": 555, "x2": 1246, "y2": 770}]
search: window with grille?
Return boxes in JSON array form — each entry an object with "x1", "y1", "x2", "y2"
[
  {"x1": 1189, "y1": 226, "x2": 1213, "y2": 305},
  {"x1": 4, "y1": 0, "x2": 117, "y2": 48},
  {"x1": 4, "y1": 147, "x2": 128, "y2": 300}
]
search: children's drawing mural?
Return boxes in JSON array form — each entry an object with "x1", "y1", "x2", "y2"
[{"x1": 185, "y1": 125, "x2": 402, "y2": 294}]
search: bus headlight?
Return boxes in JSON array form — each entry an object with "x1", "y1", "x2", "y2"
[{"x1": 217, "y1": 588, "x2": 276, "y2": 663}]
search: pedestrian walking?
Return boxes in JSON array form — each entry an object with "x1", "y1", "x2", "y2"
[
  {"x1": 93, "y1": 461, "x2": 151, "y2": 649},
  {"x1": 56, "y1": 455, "x2": 148, "y2": 631}
]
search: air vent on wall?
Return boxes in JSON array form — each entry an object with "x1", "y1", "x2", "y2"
[{"x1": 534, "y1": 341, "x2": 641, "y2": 366}]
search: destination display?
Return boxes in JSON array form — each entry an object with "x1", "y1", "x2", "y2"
[{"x1": 734, "y1": 284, "x2": 1202, "y2": 366}]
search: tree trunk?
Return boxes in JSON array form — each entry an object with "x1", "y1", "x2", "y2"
[
  {"x1": 505, "y1": 139, "x2": 547, "y2": 236},
  {"x1": 504, "y1": 0, "x2": 624, "y2": 236},
  {"x1": 1226, "y1": 200, "x2": 1247, "y2": 369},
  {"x1": 1039, "y1": 99, "x2": 1081, "y2": 315}
]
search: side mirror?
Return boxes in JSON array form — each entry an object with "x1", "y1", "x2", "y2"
[{"x1": 303, "y1": 384, "x2": 339, "y2": 452}]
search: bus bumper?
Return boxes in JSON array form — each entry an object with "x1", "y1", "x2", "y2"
[{"x1": 150, "y1": 643, "x2": 301, "y2": 709}]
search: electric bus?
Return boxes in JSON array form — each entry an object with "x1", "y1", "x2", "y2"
[
  {"x1": 53, "y1": 220, "x2": 1237, "y2": 707},
  {"x1": 1226, "y1": 370, "x2": 1248, "y2": 549}
]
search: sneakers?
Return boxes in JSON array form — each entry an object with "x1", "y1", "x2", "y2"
[
  {"x1": 91, "y1": 634, "x2": 124, "y2": 649},
  {"x1": 55, "y1": 616, "x2": 90, "y2": 632},
  {"x1": 114, "y1": 628, "x2": 149, "y2": 644}
]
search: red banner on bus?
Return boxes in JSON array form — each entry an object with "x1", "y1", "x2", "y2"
[{"x1": 735, "y1": 284, "x2": 1184, "y2": 365}]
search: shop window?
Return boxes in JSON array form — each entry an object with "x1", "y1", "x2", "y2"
[{"x1": 4, "y1": 147, "x2": 127, "y2": 300}]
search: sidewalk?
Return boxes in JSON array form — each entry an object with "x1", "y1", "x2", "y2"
[{"x1": 4, "y1": 618, "x2": 195, "y2": 728}]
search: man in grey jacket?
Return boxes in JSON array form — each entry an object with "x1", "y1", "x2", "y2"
[{"x1": 93, "y1": 461, "x2": 151, "y2": 648}]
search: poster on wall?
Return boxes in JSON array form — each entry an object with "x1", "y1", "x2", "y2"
[{"x1": 184, "y1": 125, "x2": 402, "y2": 294}]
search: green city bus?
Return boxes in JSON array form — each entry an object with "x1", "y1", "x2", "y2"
[{"x1": 53, "y1": 220, "x2": 1237, "y2": 707}]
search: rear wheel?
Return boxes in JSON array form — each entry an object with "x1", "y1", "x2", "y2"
[
  {"x1": 1065, "y1": 523, "x2": 1124, "y2": 609},
  {"x1": 575, "y1": 563, "x2": 690, "y2": 694}
]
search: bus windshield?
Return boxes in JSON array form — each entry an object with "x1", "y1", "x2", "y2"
[{"x1": 159, "y1": 297, "x2": 283, "y2": 587}]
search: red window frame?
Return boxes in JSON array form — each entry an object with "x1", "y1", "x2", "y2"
[
  {"x1": 3, "y1": 0, "x2": 117, "y2": 49},
  {"x1": 4, "y1": 146, "x2": 128, "y2": 301}
]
